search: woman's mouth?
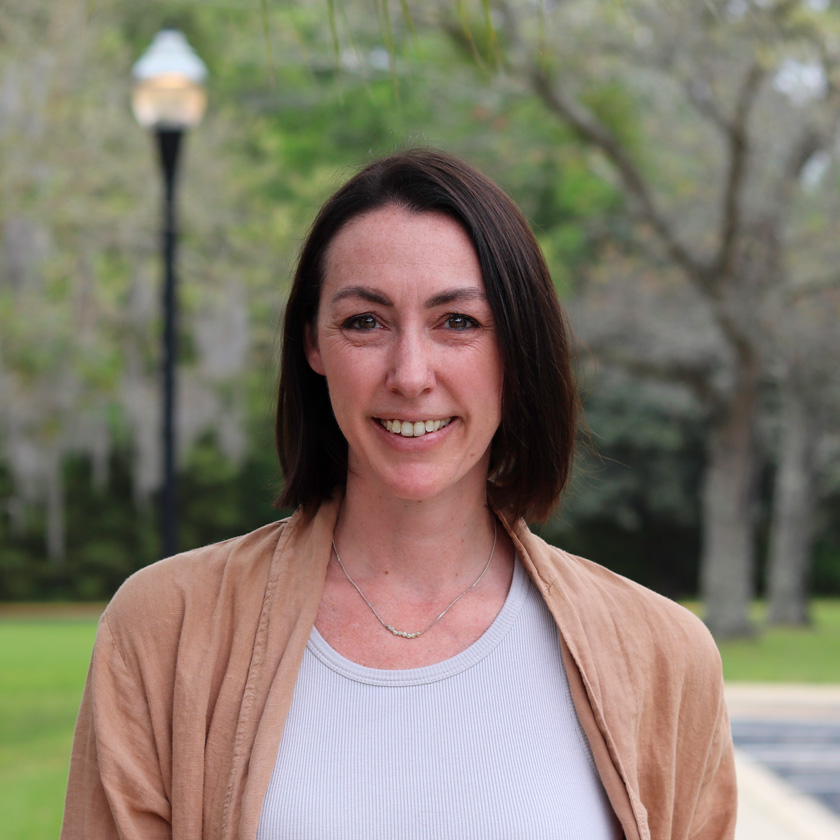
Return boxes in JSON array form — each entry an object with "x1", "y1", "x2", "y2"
[{"x1": 377, "y1": 417, "x2": 453, "y2": 437}]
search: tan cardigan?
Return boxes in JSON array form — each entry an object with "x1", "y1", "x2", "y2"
[{"x1": 61, "y1": 499, "x2": 736, "y2": 840}]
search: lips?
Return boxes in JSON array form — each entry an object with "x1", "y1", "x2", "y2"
[{"x1": 377, "y1": 417, "x2": 453, "y2": 437}]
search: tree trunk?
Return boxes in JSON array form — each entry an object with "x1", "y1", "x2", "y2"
[
  {"x1": 46, "y1": 450, "x2": 66, "y2": 568},
  {"x1": 700, "y1": 350, "x2": 760, "y2": 639},
  {"x1": 766, "y1": 372, "x2": 818, "y2": 627}
]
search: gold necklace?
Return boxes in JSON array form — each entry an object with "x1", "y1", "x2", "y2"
[{"x1": 331, "y1": 518, "x2": 498, "y2": 639}]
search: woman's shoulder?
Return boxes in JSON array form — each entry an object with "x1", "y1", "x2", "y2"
[
  {"x1": 101, "y1": 518, "x2": 294, "y2": 645},
  {"x1": 514, "y1": 523, "x2": 720, "y2": 668}
]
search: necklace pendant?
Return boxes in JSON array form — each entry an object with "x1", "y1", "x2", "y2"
[{"x1": 387, "y1": 626, "x2": 420, "y2": 639}]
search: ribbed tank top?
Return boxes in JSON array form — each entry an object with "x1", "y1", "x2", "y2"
[{"x1": 257, "y1": 558, "x2": 620, "y2": 839}]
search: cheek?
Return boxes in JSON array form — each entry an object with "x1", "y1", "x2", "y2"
[
  {"x1": 468, "y1": 351, "x2": 503, "y2": 440},
  {"x1": 322, "y1": 352, "x2": 379, "y2": 418}
]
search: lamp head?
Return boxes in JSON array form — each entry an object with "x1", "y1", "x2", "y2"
[{"x1": 132, "y1": 30, "x2": 207, "y2": 130}]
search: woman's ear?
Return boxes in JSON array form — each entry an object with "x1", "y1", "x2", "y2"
[{"x1": 304, "y1": 323, "x2": 326, "y2": 375}]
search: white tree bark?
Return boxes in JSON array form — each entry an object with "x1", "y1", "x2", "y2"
[
  {"x1": 700, "y1": 349, "x2": 760, "y2": 638},
  {"x1": 767, "y1": 371, "x2": 819, "y2": 626}
]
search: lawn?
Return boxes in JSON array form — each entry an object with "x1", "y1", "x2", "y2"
[
  {"x1": 1, "y1": 600, "x2": 839, "y2": 839},
  {"x1": 0, "y1": 608, "x2": 99, "y2": 840},
  {"x1": 710, "y1": 599, "x2": 840, "y2": 684}
]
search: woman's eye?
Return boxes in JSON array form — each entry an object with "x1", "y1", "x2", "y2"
[
  {"x1": 344, "y1": 314, "x2": 379, "y2": 331},
  {"x1": 445, "y1": 313, "x2": 479, "y2": 330}
]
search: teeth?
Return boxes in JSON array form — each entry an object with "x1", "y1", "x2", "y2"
[{"x1": 380, "y1": 418, "x2": 452, "y2": 437}]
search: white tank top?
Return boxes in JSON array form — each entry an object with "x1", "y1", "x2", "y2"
[{"x1": 257, "y1": 558, "x2": 621, "y2": 839}]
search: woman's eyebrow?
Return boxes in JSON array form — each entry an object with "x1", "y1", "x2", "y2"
[
  {"x1": 331, "y1": 286, "x2": 392, "y2": 306},
  {"x1": 330, "y1": 286, "x2": 487, "y2": 308},
  {"x1": 425, "y1": 288, "x2": 487, "y2": 308}
]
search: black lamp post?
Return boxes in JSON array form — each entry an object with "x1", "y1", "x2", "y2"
[{"x1": 132, "y1": 30, "x2": 207, "y2": 557}]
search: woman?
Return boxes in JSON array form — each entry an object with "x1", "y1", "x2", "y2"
[{"x1": 62, "y1": 149, "x2": 736, "y2": 840}]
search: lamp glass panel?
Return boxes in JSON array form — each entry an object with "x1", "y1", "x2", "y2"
[{"x1": 131, "y1": 75, "x2": 207, "y2": 129}]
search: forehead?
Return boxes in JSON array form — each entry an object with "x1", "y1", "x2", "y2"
[{"x1": 322, "y1": 206, "x2": 482, "y2": 293}]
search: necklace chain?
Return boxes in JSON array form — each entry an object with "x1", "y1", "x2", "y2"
[{"x1": 331, "y1": 518, "x2": 498, "y2": 640}]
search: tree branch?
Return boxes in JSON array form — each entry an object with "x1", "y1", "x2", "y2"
[
  {"x1": 785, "y1": 272, "x2": 840, "y2": 301},
  {"x1": 684, "y1": 77, "x2": 731, "y2": 134},
  {"x1": 773, "y1": 126, "x2": 823, "y2": 216},
  {"x1": 714, "y1": 62, "x2": 765, "y2": 280},
  {"x1": 585, "y1": 343, "x2": 722, "y2": 410},
  {"x1": 772, "y1": 75, "x2": 840, "y2": 221},
  {"x1": 528, "y1": 66, "x2": 708, "y2": 287}
]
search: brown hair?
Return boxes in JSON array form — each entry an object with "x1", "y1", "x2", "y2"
[{"x1": 276, "y1": 148, "x2": 578, "y2": 522}]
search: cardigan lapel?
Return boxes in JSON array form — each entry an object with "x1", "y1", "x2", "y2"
[
  {"x1": 496, "y1": 509, "x2": 646, "y2": 840},
  {"x1": 227, "y1": 499, "x2": 340, "y2": 840}
]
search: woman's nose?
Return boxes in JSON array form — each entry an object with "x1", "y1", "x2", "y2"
[{"x1": 385, "y1": 330, "x2": 435, "y2": 397}]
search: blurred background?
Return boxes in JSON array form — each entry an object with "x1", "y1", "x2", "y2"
[
  {"x1": 2, "y1": 2, "x2": 840, "y2": 836},
  {"x1": 2, "y1": 0, "x2": 839, "y2": 635}
]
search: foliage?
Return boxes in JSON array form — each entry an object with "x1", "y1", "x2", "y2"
[
  {"x1": 1, "y1": 0, "x2": 838, "y2": 614},
  {"x1": 0, "y1": 437, "x2": 283, "y2": 601},
  {"x1": 812, "y1": 501, "x2": 840, "y2": 594},
  {"x1": 541, "y1": 371, "x2": 708, "y2": 599}
]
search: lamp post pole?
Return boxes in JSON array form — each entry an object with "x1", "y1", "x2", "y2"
[
  {"x1": 158, "y1": 128, "x2": 183, "y2": 558},
  {"x1": 132, "y1": 30, "x2": 207, "y2": 558}
]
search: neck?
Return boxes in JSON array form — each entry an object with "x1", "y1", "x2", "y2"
[{"x1": 334, "y1": 478, "x2": 497, "y2": 595}]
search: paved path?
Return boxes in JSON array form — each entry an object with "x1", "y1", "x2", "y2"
[
  {"x1": 732, "y1": 718, "x2": 840, "y2": 814},
  {"x1": 726, "y1": 684, "x2": 840, "y2": 840}
]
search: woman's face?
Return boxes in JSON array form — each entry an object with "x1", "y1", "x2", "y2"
[{"x1": 306, "y1": 205, "x2": 503, "y2": 506}]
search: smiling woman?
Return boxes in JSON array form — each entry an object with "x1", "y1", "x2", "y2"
[
  {"x1": 62, "y1": 150, "x2": 737, "y2": 840},
  {"x1": 278, "y1": 150, "x2": 577, "y2": 524}
]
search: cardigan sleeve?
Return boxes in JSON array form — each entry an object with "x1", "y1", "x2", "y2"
[
  {"x1": 61, "y1": 614, "x2": 172, "y2": 840},
  {"x1": 688, "y1": 686, "x2": 738, "y2": 840}
]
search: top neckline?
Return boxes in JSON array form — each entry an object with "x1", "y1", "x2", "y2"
[{"x1": 306, "y1": 557, "x2": 528, "y2": 686}]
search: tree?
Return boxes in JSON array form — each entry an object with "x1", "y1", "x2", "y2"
[
  {"x1": 766, "y1": 274, "x2": 840, "y2": 624},
  {"x1": 387, "y1": 0, "x2": 840, "y2": 637}
]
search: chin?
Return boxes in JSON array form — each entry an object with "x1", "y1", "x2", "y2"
[
  {"x1": 382, "y1": 479, "x2": 447, "y2": 504},
  {"x1": 377, "y1": 465, "x2": 487, "y2": 506}
]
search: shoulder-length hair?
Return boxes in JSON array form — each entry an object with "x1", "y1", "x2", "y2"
[{"x1": 276, "y1": 148, "x2": 578, "y2": 523}]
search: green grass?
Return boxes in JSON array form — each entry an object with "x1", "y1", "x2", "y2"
[
  {"x1": 711, "y1": 599, "x2": 840, "y2": 684},
  {"x1": 1, "y1": 600, "x2": 839, "y2": 838},
  {"x1": 0, "y1": 611, "x2": 98, "y2": 840}
]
